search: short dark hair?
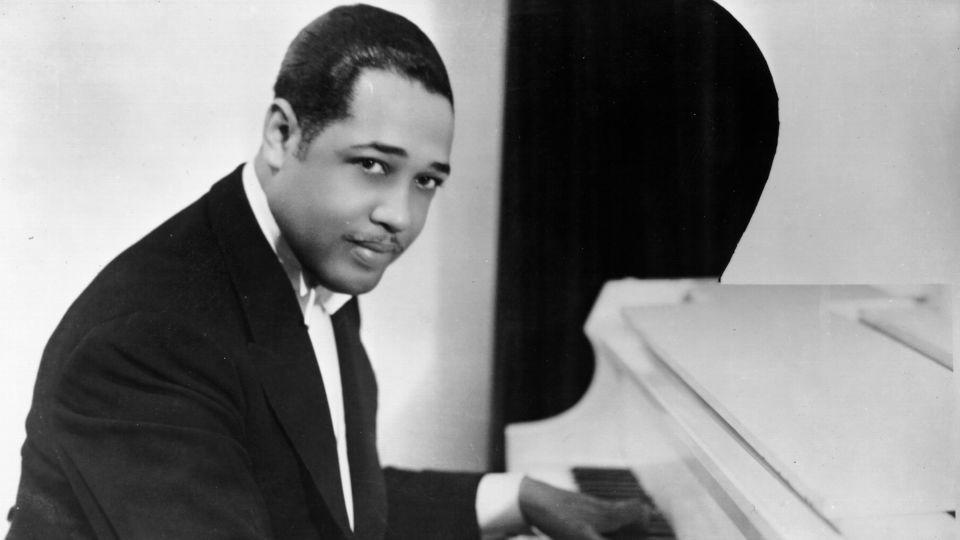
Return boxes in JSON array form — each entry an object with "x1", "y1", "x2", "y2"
[{"x1": 274, "y1": 4, "x2": 453, "y2": 156}]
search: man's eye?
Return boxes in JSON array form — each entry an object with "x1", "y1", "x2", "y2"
[
  {"x1": 415, "y1": 176, "x2": 444, "y2": 190},
  {"x1": 356, "y1": 158, "x2": 387, "y2": 175}
]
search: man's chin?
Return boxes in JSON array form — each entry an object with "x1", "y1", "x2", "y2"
[{"x1": 314, "y1": 267, "x2": 385, "y2": 296}]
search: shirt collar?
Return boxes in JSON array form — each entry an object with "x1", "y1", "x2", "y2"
[{"x1": 242, "y1": 161, "x2": 351, "y2": 320}]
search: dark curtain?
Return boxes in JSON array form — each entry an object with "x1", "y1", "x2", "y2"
[{"x1": 491, "y1": 0, "x2": 779, "y2": 467}]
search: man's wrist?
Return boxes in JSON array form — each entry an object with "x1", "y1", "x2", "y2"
[{"x1": 476, "y1": 472, "x2": 528, "y2": 537}]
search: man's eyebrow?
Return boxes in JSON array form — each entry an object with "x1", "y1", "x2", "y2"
[
  {"x1": 351, "y1": 141, "x2": 451, "y2": 175},
  {"x1": 352, "y1": 141, "x2": 408, "y2": 157},
  {"x1": 430, "y1": 161, "x2": 451, "y2": 175}
]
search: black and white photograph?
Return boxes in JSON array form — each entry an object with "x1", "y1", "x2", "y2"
[{"x1": 0, "y1": 1, "x2": 957, "y2": 538}]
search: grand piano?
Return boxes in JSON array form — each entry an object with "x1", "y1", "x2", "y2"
[{"x1": 505, "y1": 280, "x2": 955, "y2": 539}]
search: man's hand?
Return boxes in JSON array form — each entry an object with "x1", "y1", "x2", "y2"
[{"x1": 517, "y1": 476, "x2": 654, "y2": 540}]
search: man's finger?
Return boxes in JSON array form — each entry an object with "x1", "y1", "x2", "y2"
[
  {"x1": 595, "y1": 498, "x2": 653, "y2": 532},
  {"x1": 579, "y1": 524, "x2": 607, "y2": 540}
]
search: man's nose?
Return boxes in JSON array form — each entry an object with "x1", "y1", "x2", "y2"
[{"x1": 370, "y1": 183, "x2": 412, "y2": 233}]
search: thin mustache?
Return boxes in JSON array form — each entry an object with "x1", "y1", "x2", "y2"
[{"x1": 346, "y1": 234, "x2": 404, "y2": 254}]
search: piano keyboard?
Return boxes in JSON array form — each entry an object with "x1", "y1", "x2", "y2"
[{"x1": 572, "y1": 467, "x2": 675, "y2": 539}]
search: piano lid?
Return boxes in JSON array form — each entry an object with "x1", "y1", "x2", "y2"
[{"x1": 622, "y1": 285, "x2": 953, "y2": 520}]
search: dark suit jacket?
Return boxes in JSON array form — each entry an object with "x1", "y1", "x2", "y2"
[{"x1": 8, "y1": 166, "x2": 482, "y2": 539}]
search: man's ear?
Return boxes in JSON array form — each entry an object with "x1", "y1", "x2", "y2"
[{"x1": 261, "y1": 98, "x2": 302, "y2": 169}]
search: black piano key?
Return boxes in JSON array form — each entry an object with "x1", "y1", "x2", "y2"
[{"x1": 571, "y1": 467, "x2": 676, "y2": 539}]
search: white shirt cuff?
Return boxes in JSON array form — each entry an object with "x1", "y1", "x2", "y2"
[{"x1": 476, "y1": 472, "x2": 527, "y2": 537}]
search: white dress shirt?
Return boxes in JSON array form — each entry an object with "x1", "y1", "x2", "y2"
[{"x1": 241, "y1": 162, "x2": 524, "y2": 536}]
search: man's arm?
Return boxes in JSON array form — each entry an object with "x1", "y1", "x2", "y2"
[
  {"x1": 10, "y1": 314, "x2": 274, "y2": 539},
  {"x1": 383, "y1": 467, "x2": 484, "y2": 539},
  {"x1": 383, "y1": 469, "x2": 649, "y2": 539}
]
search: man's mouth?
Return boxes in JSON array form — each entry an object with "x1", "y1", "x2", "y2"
[
  {"x1": 346, "y1": 235, "x2": 403, "y2": 267},
  {"x1": 347, "y1": 235, "x2": 403, "y2": 254}
]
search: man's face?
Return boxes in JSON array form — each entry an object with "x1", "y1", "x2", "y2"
[{"x1": 265, "y1": 69, "x2": 454, "y2": 295}]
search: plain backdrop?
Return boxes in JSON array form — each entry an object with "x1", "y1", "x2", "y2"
[
  {"x1": 0, "y1": 0, "x2": 958, "y2": 531},
  {"x1": 720, "y1": 0, "x2": 960, "y2": 284}
]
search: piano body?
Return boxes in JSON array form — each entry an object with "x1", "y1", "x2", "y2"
[{"x1": 505, "y1": 280, "x2": 955, "y2": 539}]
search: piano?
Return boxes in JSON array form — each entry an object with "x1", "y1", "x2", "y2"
[{"x1": 505, "y1": 280, "x2": 955, "y2": 539}]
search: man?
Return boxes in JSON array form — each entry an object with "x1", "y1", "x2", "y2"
[{"x1": 9, "y1": 5, "x2": 646, "y2": 539}]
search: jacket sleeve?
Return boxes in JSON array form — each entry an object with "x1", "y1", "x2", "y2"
[
  {"x1": 9, "y1": 313, "x2": 274, "y2": 540},
  {"x1": 383, "y1": 467, "x2": 484, "y2": 540}
]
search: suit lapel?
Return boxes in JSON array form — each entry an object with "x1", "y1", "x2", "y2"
[{"x1": 205, "y1": 167, "x2": 352, "y2": 536}]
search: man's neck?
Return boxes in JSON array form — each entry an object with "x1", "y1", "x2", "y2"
[{"x1": 252, "y1": 151, "x2": 275, "y2": 195}]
